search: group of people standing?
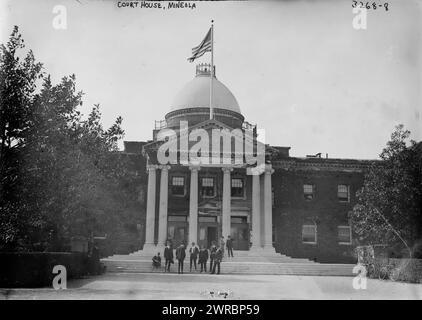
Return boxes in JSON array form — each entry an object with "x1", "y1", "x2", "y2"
[{"x1": 152, "y1": 235, "x2": 234, "y2": 275}]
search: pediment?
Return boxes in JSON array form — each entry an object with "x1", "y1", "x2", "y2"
[
  {"x1": 143, "y1": 119, "x2": 276, "y2": 169},
  {"x1": 145, "y1": 119, "x2": 263, "y2": 149}
]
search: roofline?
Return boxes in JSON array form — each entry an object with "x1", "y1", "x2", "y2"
[{"x1": 272, "y1": 156, "x2": 380, "y2": 172}]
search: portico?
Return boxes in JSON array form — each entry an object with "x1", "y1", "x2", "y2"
[{"x1": 143, "y1": 162, "x2": 274, "y2": 251}]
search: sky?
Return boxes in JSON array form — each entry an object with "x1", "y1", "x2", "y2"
[{"x1": 1, "y1": 0, "x2": 421, "y2": 159}]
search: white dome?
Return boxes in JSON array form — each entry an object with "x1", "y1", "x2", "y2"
[{"x1": 171, "y1": 74, "x2": 241, "y2": 114}]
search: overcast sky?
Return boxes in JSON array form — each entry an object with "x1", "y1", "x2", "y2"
[{"x1": 1, "y1": 0, "x2": 421, "y2": 159}]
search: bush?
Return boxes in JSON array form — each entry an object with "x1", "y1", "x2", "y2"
[
  {"x1": 356, "y1": 246, "x2": 422, "y2": 283},
  {"x1": 366, "y1": 258, "x2": 422, "y2": 283}
]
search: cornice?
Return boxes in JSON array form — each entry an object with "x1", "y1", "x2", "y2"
[{"x1": 272, "y1": 157, "x2": 379, "y2": 173}]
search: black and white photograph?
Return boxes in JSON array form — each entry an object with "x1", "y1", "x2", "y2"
[{"x1": 0, "y1": 0, "x2": 421, "y2": 305}]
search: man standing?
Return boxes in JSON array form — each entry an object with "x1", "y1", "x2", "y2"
[
  {"x1": 164, "y1": 241, "x2": 173, "y2": 273},
  {"x1": 189, "y1": 242, "x2": 199, "y2": 272},
  {"x1": 226, "y1": 235, "x2": 234, "y2": 258},
  {"x1": 176, "y1": 242, "x2": 186, "y2": 274},
  {"x1": 209, "y1": 241, "x2": 217, "y2": 273},
  {"x1": 198, "y1": 245, "x2": 209, "y2": 273},
  {"x1": 211, "y1": 245, "x2": 223, "y2": 275}
]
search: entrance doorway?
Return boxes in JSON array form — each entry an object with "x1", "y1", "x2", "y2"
[
  {"x1": 230, "y1": 216, "x2": 249, "y2": 250},
  {"x1": 198, "y1": 226, "x2": 217, "y2": 249},
  {"x1": 171, "y1": 226, "x2": 187, "y2": 247},
  {"x1": 198, "y1": 216, "x2": 218, "y2": 249},
  {"x1": 207, "y1": 227, "x2": 217, "y2": 248},
  {"x1": 167, "y1": 215, "x2": 188, "y2": 248}
]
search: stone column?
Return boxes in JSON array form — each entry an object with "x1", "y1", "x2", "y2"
[
  {"x1": 250, "y1": 171, "x2": 261, "y2": 250},
  {"x1": 263, "y1": 165, "x2": 275, "y2": 251},
  {"x1": 221, "y1": 167, "x2": 233, "y2": 240},
  {"x1": 143, "y1": 164, "x2": 157, "y2": 250},
  {"x1": 157, "y1": 165, "x2": 170, "y2": 247},
  {"x1": 189, "y1": 166, "x2": 200, "y2": 245}
]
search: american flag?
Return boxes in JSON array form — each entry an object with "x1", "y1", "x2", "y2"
[{"x1": 188, "y1": 27, "x2": 212, "y2": 62}]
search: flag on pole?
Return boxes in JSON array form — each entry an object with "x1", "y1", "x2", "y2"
[{"x1": 187, "y1": 27, "x2": 212, "y2": 62}]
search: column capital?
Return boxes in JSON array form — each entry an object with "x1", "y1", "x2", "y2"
[
  {"x1": 147, "y1": 164, "x2": 158, "y2": 172},
  {"x1": 158, "y1": 165, "x2": 171, "y2": 171},
  {"x1": 247, "y1": 164, "x2": 265, "y2": 176},
  {"x1": 264, "y1": 164, "x2": 274, "y2": 175},
  {"x1": 222, "y1": 167, "x2": 233, "y2": 174},
  {"x1": 264, "y1": 168, "x2": 275, "y2": 175},
  {"x1": 189, "y1": 165, "x2": 201, "y2": 172}
]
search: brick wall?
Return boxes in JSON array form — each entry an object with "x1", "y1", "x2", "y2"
[{"x1": 273, "y1": 169, "x2": 364, "y2": 263}]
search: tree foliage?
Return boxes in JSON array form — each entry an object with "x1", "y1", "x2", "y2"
[
  {"x1": 0, "y1": 26, "x2": 143, "y2": 252},
  {"x1": 350, "y1": 125, "x2": 422, "y2": 257}
]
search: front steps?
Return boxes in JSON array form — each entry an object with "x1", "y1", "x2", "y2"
[{"x1": 101, "y1": 250, "x2": 356, "y2": 277}]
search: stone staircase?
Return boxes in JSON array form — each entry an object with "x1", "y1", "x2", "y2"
[{"x1": 101, "y1": 250, "x2": 355, "y2": 277}]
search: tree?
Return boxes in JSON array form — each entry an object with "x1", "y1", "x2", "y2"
[
  {"x1": 0, "y1": 26, "x2": 43, "y2": 247},
  {"x1": 0, "y1": 26, "x2": 143, "y2": 252},
  {"x1": 350, "y1": 125, "x2": 422, "y2": 257}
]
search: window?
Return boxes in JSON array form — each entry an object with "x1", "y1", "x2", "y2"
[
  {"x1": 231, "y1": 178, "x2": 244, "y2": 197},
  {"x1": 338, "y1": 226, "x2": 352, "y2": 245},
  {"x1": 338, "y1": 185, "x2": 349, "y2": 202},
  {"x1": 201, "y1": 177, "x2": 215, "y2": 197},
  {"x1": 303, "y1": 184, "x2": 315, "y2": 200},
  {"x1": 302, "y1": 225, "x2": 317, "y2": 244},
  {"x1": 171, "y1": 176, "x2": 185, "y2": 196}
]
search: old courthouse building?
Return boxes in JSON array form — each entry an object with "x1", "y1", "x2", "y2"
[{"x1": 123, "y1": 63, "x2": 374, "y2": 263}]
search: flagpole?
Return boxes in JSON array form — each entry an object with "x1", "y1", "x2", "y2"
[{"x1": 210, "y1": 20, "x2": 214, "y2": 120}]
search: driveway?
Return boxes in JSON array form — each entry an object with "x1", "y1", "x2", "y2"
[{"x1": 1, "y1": 272, "x2": 421, "y2": 300}]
